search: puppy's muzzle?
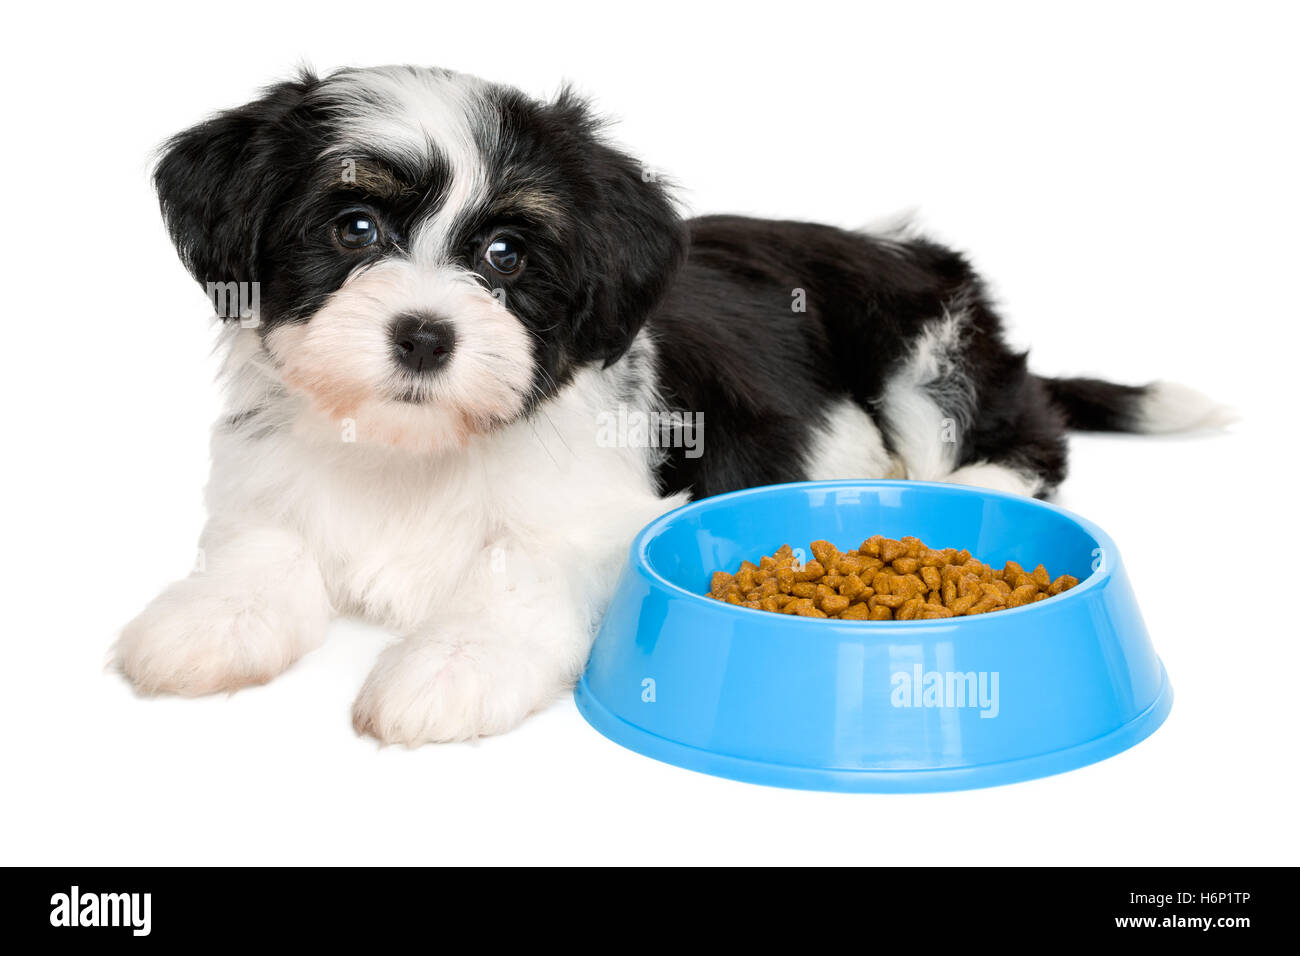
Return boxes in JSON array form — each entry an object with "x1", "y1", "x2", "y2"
[{"x1": 391, "y1": 312, "x2": 456, "y2": 375}]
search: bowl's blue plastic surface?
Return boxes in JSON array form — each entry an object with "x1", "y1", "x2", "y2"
[{"x1": 575, "y1": 480, "x2": 1171, "y2": 792}]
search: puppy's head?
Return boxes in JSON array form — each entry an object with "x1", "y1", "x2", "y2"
[{"x1": 155, "y1": 66, "x2": 684, "y2": 452}]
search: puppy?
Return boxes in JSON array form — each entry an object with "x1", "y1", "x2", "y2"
[{"x1": 117, "y1": 65, "x2": 1226, "y2": 744}]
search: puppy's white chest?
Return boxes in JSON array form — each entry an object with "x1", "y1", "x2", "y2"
[{"x1": 211, "y1": 368, "x2": 676, "y2": 631}]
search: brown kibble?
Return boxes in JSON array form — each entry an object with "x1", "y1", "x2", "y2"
[
  {"x1": 920, "y1": 566, "x2": 942, "y2": 591},
  {"x1": 942, "y1": 578, "x2": 957, "y2": 605},
  {"x1": 836, "y1": 553, "x2": 866, "y2": 576},
  {"x1": 896, "y1": 596, "x2": 924, "y2": 621},
  {"x1": 880, "y1": 538, "x2": 907, "y2": 563},
  {"x1": 860, "y1": 557, "x2": 885, "y2": 575},
  {"x1": 1007, "y1": 584, "x2": 1040, "y2": 608},
  {"x1": 839, "y1": 573, "x2": 866, "y2": 600},
  {"x1": 810, "y1": 540, "x2": 838, "y2": 566},
  {"x1": 793, "y1": 560, "x2": 825, "y2": 582},
  {"x1": 709, "y1": 539, "x2": 1081, "y2": 621},
  {"x1": 950, "y1": 593, "x2": 978, "y2": 615},
  {"x1": 920, "y1": 549, "x2": 949, "y2": 568},
  {"x1": 1048, "y1": 574, "x2": 1079, "y2": 596},
  {"x1": 882, "y1": 574, "x2": 907, "y2": 598},
  {"x1": 822, "y1": 594, "x2": 850, "y2": 615},
  {"x1": 782, "y1": 597, "x2": 815, "y2": 615},
  {"x1": 899, "y1": 574, "x2": 930, "y2": 598},
  {"x1": 919, "y1": 603, "x2": 954, "y2": 619}
]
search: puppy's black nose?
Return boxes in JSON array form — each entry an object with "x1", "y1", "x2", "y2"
[{"x1": 391, "y1": 313, "x2": 456, "y2": 374}]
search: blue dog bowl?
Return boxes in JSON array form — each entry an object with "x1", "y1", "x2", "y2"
[{"x1": 575, "y1": 480, "x2": 1171, "y2": 792}]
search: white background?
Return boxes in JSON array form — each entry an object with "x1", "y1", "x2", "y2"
[{"x1": 3, "y1": 0, "x2": 1297, "y2": 865}]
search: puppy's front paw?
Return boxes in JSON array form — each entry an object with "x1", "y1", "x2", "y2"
[
  {"x1": 352, "y1": 635, "x2": 566, "y2": 745},
  {"x1": 116, "y1": 562, "x2": 329, "y2": 696}
]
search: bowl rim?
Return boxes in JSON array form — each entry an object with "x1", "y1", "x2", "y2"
[{"x1": 630, "y1": 479, "x2": 1120, "y2": 629}]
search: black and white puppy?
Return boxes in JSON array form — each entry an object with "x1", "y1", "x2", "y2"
[{"x1": 118, "y1": 65, "x2": 1226, "y2": 744}]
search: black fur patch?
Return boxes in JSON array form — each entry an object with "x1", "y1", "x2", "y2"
[
  {"x1": 648, "y1": 217, "x2": 1084, "y2": 498},
  {"x1": 155, "y1": 67, "x2": 1154, "y2": 500}
]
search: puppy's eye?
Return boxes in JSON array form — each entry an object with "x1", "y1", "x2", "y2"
[
  {"x1": 485, "y1": 237, "x2": 523, "y2": 275},
  {"x1": 335, "y1": 213, "x2": 380, "y2": 249}
]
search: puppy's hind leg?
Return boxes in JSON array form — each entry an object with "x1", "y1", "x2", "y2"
[
  {"x1": 945, "y1": 461, "x2": 1048, "y2": 497},
  {"x1": 945, "y1": 399, "x2": 1071, "y2": 498},
  {"x1": 115, "y1": 525, "x2": 331, "y2": 696}
]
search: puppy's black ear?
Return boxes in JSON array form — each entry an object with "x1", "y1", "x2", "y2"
[
  {"x1": 553, "y1": 92, "x2": 686, "y2": 365},
  {"x1": 154, "y1": 74, "x2": 318, "y2": 288}
]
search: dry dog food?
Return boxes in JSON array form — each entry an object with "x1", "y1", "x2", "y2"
[{"x1": 705, "y1": 536, "x2": 1079, "y2": 620}]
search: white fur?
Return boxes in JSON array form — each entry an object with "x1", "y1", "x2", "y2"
[
  {"x1": 320, "y1": 66, "x2": 494, "y2": 257},
  {"x1": 117, "y1": 527, "x2": 331, "y2": 695},
  {"x1": 946, "y1": 461, "x2": 1042, "y2": 498},
  {"x1": 1135, "y1": 381, "x2": 1237, "y2": 434},
  {"x1": 119, "y1": 325, "x2": 685, "y2": 742},
  {"x1": 879, "y1": 307, "x2": 976, "y2": 480},
  {"x1": 803, "y1": 397, "x2": 903, "y2": 480},
  {"x1": 264, "y1": 260, "x2": 533, "y2": 453}
]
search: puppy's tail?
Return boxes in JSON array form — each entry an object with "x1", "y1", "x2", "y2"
[{"x1": 1037, "y1": 376, "x2": 1237, "y2": 434}]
